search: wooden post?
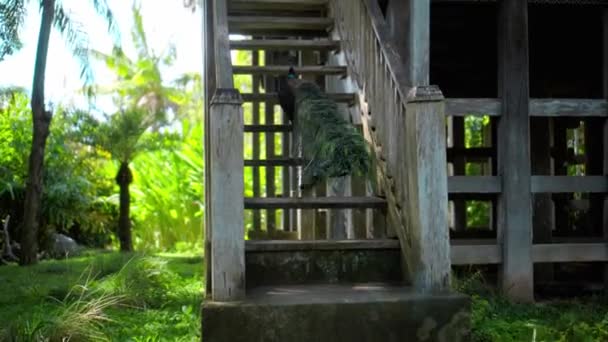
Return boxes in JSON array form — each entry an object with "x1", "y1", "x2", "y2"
[
  {"x1": 209, "y1": 89, "x2": 245, "y2": 301},
  {"x1": 603, "y1": 8, "x2": 608, "y2": 291},
  {"x1": 531, "y1": 117, "x2": 554, "y2": 283},
  {"x1": 203, "y1": 0, "x2": 215, "y2": 298},
  {"x1": 404, "y1": 86, "x2": 450, "y2": 293},
  {"x1": 264, "y1": 52, "x2": 277, "y2": 233},
  {"x1": 497, "y1": 0, "x2": 534, "y2": 302},
  {"x1": 385, "y1": 0, "x2": 430, "y2": 86},
  {"x1": 452, "y1": 117, "x2": 467, "y2": 232}
]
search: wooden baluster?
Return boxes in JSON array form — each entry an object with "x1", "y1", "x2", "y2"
[{"x1": 252, "y1": 50, "x2": 262, "y2": 233}]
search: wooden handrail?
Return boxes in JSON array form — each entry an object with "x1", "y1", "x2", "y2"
[{"x1": 330, "y1": 0, "x2": 451, "y2": 293}]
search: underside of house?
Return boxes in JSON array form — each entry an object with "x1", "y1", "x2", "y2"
[{"x1": 201, "y1": 0, "x2": 607, "y2": 341}]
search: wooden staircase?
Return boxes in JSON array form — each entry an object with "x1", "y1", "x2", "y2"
[{"x1": 202, "y1": 1, "x2": 469, "y2": 341}]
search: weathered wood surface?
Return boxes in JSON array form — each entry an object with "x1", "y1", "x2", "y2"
[
  {"x1": 445, "y1": 98, "x2": 501, "y2": 117},
  {"x1": 228, "y1": 16, "x2": 333, "y2": 32},
  {"x1": 530, "y1": 176, "x2": 608, "y2": 193},
  {"x1": 404, "y1": 86, "x2": 451, "y2": 293},
  {"x1": 228, "y1": 0, "x2": 328, "y2": 13},
  {"x1": 497, "y1": 0, "x2": 533, "y2": 302},
  {"x1": 241, "y1": 92, "x2": 355, "y2": 104},
  {"x1": 251, "y1": 51, "x2": 261, "y2": 232},
  {"x1": 244, "y1": 124, "x2": 292, "y2": 133},
  {"x1": 230, "y1": 39, "x2": 339, "y2": 51},
  {"x1": 451, "y1": 117, "x2": 466, "y2": 231},
  {"x1": 209, "y1": 89, "x2": 245, "y2": 301},
  {"x1": 448, "y1": 176, "x2": 501, "y2": 194},
  {"x1": 213, "y1": 0, "x2": 234, "y2": 88},
  {"x1": 264, "y1": 52, "x2": 278, "y2": 233},
  {"x1": 203, "y1": 0, "x2": 215, "y2": 299},
  {"x1": 233, "y1": 65, "x2": 346, "y2": 76},
  {"x1": 529, "y1": 99, "x2": 607, "y2": 117},
  {"x1": 532, "y1": 244, "x2": 608, "y2": 263},
  {"x1": 245, "y1": 239, "x2": 399, "y2": 252},
  {"x1": 445, "y1": 98, "x2": 608, "y2": 117},
  {"x1": 245, "y1": 196, "x2": 387, "y2": 209},
  {"x1": 450, "y1": 244, "x2": 502, "y2": 265}
]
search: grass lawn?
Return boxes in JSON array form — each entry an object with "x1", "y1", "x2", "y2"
[{"x1": 1, "y1": 251, "x2": 608, "y2": 341}]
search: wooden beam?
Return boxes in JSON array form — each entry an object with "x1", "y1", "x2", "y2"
[
  {"x1": 244, "y1": 158, "x2": 302, "y2": 167},
  {"x1": 228, "y1": 16, "x2": 333, "y2": 33},
  {"x1": 208, "y1": 89, "x2": 245, "y2": 301},
  {"x1": 532, "y1": 244, "x2": 608, "y2": 263},
  {"x1": 497, "y1": 0, "x2": 533, "y2": 302},
  {"x1": 530, "y1": 176, "x2": 608, "y2": 193},
  {"x1": 448, "y1": 176, "x2": 501, "y2": 194},
  {"x1": 530, "y1": 99, "x2": 608, "y2": 117},
  {"x1": 445, "y1": 98, "x2": 501, "y2": 117},
  {"x1": 450, "y1": 244, "x2": 502, "y2": 265},
  {"x1": 228, "y1": 0, "x2": 328, "y2": 13},
  {"x1": 244, "y1": 124, "x2": 292, "y2": 133},
  {"x1": 244, "y1": 196, "x2": 387, "y2": 209},
  {"x1": 602, "y1": 7, "x2": 608, "y2": 291},
  {"x1": 444, "y1": 98, "x2": 608, "y2": 117},
  {"x1": 245, "y1": 239, "x2": 399, "y2": 252},
  {"x1": 230, "y1": 39, "x2": 339, "y2": 51},
  {"x1": 241, "y1": 92, "x2": 356, "y2": 104},
  {"x1": 233, "y1": 65, "x2": 346, "y2": 76}
]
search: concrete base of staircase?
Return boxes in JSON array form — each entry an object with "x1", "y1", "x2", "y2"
[{"x1": 201, "y1": 284, "x2": 470, "y2": 342}]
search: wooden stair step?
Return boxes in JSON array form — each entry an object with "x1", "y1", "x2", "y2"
[
  {"x1": 228, "y1": 16, "x2": 333, "y2": 33},
  {"x1": 229, "y1": 0, "x2": 328, "y2": 13},
  {"x1": 230, "y1": 39, "x2": 339, "y2": 51},
  {"x1": 244, "y1": 124, "x2": 292, "y2": 132},
  {"x1": 241, "y1": 92, "x2": 355, "y2": 104},
  {"x1": 233, "y1": 65, "x2": 346, "y2": 76},
  {"x1": 245, "y1": 158, "x2": 303, "y2": 167},
  {"x1": 244, "y1": 196, "x2": 387, "y2": 209},
  {"x1": 246, "y1": 239, "x2": 400, "y2": 252}
]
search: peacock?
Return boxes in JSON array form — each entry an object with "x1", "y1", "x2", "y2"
[{"x1": 278, "y1": 67, "x2": 371, "y2": 189}]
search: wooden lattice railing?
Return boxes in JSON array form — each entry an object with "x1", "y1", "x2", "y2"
[{"x1": 330, "y1": 0, "x2": 451, "y2": 292}]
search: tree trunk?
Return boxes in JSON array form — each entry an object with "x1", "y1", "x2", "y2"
[
  {"x1": 115, "y1": 162, "x2": 133, "y2": 252},
  {"x1": 19, "y1": 0, "x2": 55, "y2": 266}
]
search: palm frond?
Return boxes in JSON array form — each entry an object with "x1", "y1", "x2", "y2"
[{"x1": 0, "y1": 0, "x2": 26, "y2": 60}]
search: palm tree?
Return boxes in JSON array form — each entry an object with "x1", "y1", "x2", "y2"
[
  {"x1": 80, "y1": 4, "x2": 190, "y2": 252},
  {"x1": 14, "y1": 0, "x2": 119, "y2": 265}
]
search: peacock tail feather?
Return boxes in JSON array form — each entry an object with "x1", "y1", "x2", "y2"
[{"x1": 285, "y1": 78, "x2": 371, "y2": 189}]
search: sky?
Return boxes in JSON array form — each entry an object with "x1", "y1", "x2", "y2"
[{"x1": 0, "y1": 0, "x2": 203, "y2": 109}]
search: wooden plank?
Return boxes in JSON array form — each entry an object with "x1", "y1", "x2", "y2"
[
  {"x1": 445, "y1": 98, "x2": 608, "y2": 117},
  {"x1": 244, "y1": 196, "x2": 387, "y2": 209},
  {"x1": 530, "y1": 99, "x2": 608, "y2": 117},
  {"x1": 244, "y1": 158, "x2": 302, "y2": 167},
  {"x1": 209, "y1": 89, "x2": 245, "y2": 301},
  {"x1": 403, "y1": 86, "x2": 451, "y2": 292},
  {"x1": 228, "y1": 0, "x2": 328, "y2": 13},
  {"x1": 532, "y1": 244, "x2": 608, "y2": 263},
  {"x1": 233, "y1": 65, "x2": 346, "y2": 76},
  {"x1": 450, "y1": 244, "x2": 502, "y2": 265},
  {"x1": 497, "y1": 0, "x2": 533, "y2": 302},
  {"x1": 241, "y1": 92, "x2": 355, "y2": 104},
  {"x1": 264, "y1": 52, "x2": 278, "y2": 233},
  {"x1": 445, "y1": 98, "x2": 501, "y2": 117},
  {"x1": 452, "y1": 117, "x2": 466, "y2": 231},
  {"x1": 230, "y1": 39, "x2": 339, "y2": 51},
  {"x1": 531, "y1": 176, "x2": 608, "y2": 193},
  {"x1": 448, "y1": 176, "x2": 501, "y2": 194},
  {"x1": 244, "y1": 124, "x2": 292, "y2": 133},
  {"x1": 245, "y1": 239, "x2": 399, "y2": 252},
  {"x1": 228, "y1": 16, "x2": 333, "y2": 32}
]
